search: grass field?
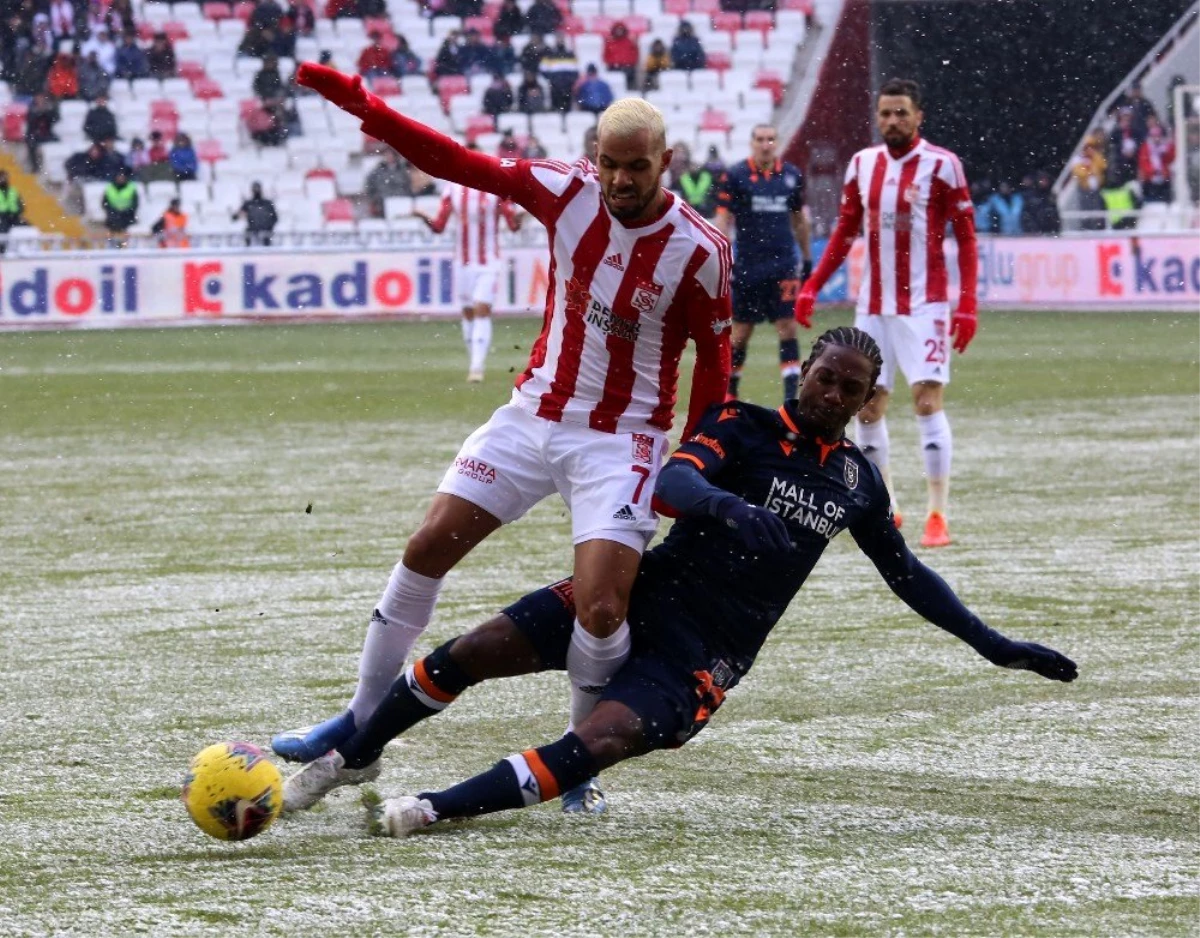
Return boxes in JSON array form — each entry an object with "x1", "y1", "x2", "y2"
[{"x1": 0, "y1": 310, "x2": 1196, "y2": 937}]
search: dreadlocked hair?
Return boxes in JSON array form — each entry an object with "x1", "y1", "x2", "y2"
[{"x1": 803, "y1": 327, "x2": 883, "y2": 387}]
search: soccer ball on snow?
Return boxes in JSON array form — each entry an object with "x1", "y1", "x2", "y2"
[{"x1": 182, "y1": 741, "x2": 283, "y2": 841}]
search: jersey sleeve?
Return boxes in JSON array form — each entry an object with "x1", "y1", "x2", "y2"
[
  {"x1": 936, "y1": 152, "x2": 978, "y2": 314},
  {"x1": 787, "y1": 164, "x2": 806, "y2": 211},
  {"x1": 714, "y1": 169, "x2": 736, "y2": 216},
  {"x1": 669, "y1": 401, "x2": 748, "y2": 476},
  {"x1": 679, "y1": 237, "x2": 733, "y2": 438},
  {"x1": 803, "y1": 154, "x2": 865, "y2": 293}
]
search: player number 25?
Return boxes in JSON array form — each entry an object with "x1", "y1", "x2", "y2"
[{"x1": 924, "y1": 337, "x2": 947, "y2": 364}]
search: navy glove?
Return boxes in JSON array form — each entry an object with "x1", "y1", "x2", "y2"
[
  {"x1": 799, "y1": 259, "x2": 813, "y2": 283},
  {"x1": 992, "y1": 639, "x2": 1078, "y2": 683},
  {"x1": 712, "y1": 496, "x2": 792, "y2": 552}
]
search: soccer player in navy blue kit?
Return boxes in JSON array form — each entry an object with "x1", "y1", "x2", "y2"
[
  {"x1": 281, "y1": 328, "x2": 1078, "y2": 832},
  {"x1": 716, "y1": 124, "x2": 813, "y2": 403}
]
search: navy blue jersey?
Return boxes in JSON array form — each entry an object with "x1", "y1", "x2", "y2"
[{"x1": 717, "y1": 159, "x2": 806, "y2": 283}]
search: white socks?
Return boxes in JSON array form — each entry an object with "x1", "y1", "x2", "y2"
[
  {"x1": 469, "y1": 316, "x2": 492, "y2": 373},
  {"x1": 348, "y1": 562, "x2": 443, "y2": 721},
  {"x1": 565, "y1": 620, "x2": 631, "y2": 729},
  {"x1": 856, "y1": 417, "x2": 899, "y2": 513},
  {"x1": 917, "y1": 410, "x2": 953, "y2": 516},
  {"x1": 461, "y1": 317, "x2": 474, "y2": 347}
]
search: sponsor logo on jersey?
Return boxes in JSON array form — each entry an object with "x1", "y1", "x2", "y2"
[
  {"x1": 903, "y1": 183, "x2": 922, "y2": 204},
  {"x1": 630, "y1": 280, "x2": 663, "y2": 315},
  {"x1": 602, "y1": 252, "x2": 625, "y2": 271},
  {"x1": 632, "y1": 432, "x2": 655, "y2": 464},
  {"x1": 586, "y1": 299, "x2": 640, "y2": 342},
  {"x1": 750, "y1": 194, "x2": 791, "y2": 213},
  {"x1": 711, "y1": 316, "x2": 732, "y2": 334},
  {"x1": 691, "y1": 433, "x2": 726, "y2": 459},
  {"x1": 764, "y1": 478, "x2": 848, "y2": 540},
  {"x1": 612, "y1": 504, "x2": 636, "y2": 521},
  {"x1": 454, "y1": 457, "x2": 497, "y2": 483},
  {"x1": 844, "y1": 459, "x2": 859, "y2": 490},
  {"x1": 878, "y1": 210, "x2": 913, "y2": 232},
  {"x1": 784, "y1": 174, "x2": 798, "y2": 189}
]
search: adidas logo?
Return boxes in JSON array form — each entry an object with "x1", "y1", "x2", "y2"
[
  {"x1": 602, "y1": 253, "x2": 625, "y2": 271},
  {"x1": 612, "y1": 504, "x2": 636, "y2": 521}
]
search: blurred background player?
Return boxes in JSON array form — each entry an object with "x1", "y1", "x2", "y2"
[
  {"x1": 272, "y1": 66, "x2": 732, "y2": 814},
  {"x1": 716, "y1": 124, "x2": 812, "y2": 403},
  {"x1": 416, "y1": 163, "x2": 523, "y2": 384},
  {"x1": 0, "y1": 171, "x2": 26, "y2": 255},
  {"x1": 278, "y1": 328, "x2": 1078, "y2": 831},
  {"x1": 795, "y1": 79, "x2": 979, "y2": 548}
]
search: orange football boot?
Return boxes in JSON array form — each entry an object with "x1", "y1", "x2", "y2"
[{"x1": 920, "y1": 511, "x2": 951, "y2": 547}]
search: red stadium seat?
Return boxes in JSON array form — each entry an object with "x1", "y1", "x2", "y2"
[
  {"x1": 706, "y1": 50, "x2": 731, "y2": 71},
  {"x1": 149, "y1": 114, "x2": 180, "y2": 137},
  {"x1": 482, "y1": 1, "x2": 502, "y2": 20},
  {"x1": 136, "y1": 21, "x2": 157, "y2": 40},
  {"x1": 436, "y1": 74, "x2": 469, "y2": 111},
  {"x1": 587, "y1": 15, "x2": 614, "y2": 35},
  {"x1": 462, "y1": 15, "x2": 493, "y2": 37},
  {"x1": 161, "y1": 20, "x2": 190, "y2": 40},
  {"x1": 662, "y1": 0, "x2": 689, "y2": 15},
  {"x1": 203, "y1": 1, "x2": 233, "y2": 19},
  {"x1": 322, "y1": 198, "x2": 355, "y2": 221},
  {"x1": 780, "y1": 0, "x2": 813, "y2": 12},
  {"x1": 191, "y1": 77, "x2": 225, "y2": 99},
  {"x1": 232, "y1": 1, "x2": 254, "y2": 21},
  {"x1": 743, "y1": 10, "x2": 773, "y2": 33},
  {"x1": 177, "y1": 59, "x2": 207, "y2": 80},
  {"x1": 239, "y1": 98, "x2": 260, "y2": 118},
  {"x1": 362, "y1": 16, "x2": 393, "y2": 36},
  {"x1": 151, "y1": 99, "x2": 179, "y2": 120},
  {"x1": 369, "y1": 75, "x2": 401, "y2": 95},
  {"x1": 306, "y1": 167, "x2": 336, "y2": 180},
  {"x1": 196, "y1": 138, "x2": 228, "y2": 162},
  {"x1": 622, "y1": 14, "x2": 650, "y2": 36},
  {"x1": 3, "y1": 103, "x2": 27, "y2": 142},
  {"x1": 558, "y1": 14, "x2": 585, "y2": 35},
  {"x1": 699, "y1": 108, "x2": 732, "y2": 132},
  {"x1": 690, "y1": 0, "x2": 720, "y2": 13},
  {"x1": 464, "y1": 113, "x2": 495, "y2": 143},
  {"x1": 754, "y1": 70, "x2": 785, "y2": 105},
  {"x1": 711, "y1": 12, "x2": 742, "y2": 33}
]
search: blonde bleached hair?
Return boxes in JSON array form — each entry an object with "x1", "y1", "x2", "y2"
[{"x1": 597, "y1": 98, "x2": 668, "y2": 152}]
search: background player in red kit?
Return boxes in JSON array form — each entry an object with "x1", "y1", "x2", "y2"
[
  {"x1": 416, "y1": 165, "x2": 523, "y2": 384},
  {"x1": 795, "y1": 78, "x2": 979, "y2": 548},
  {"x1": 272, "y1": 64, "x2": 732, "y2": 814}
]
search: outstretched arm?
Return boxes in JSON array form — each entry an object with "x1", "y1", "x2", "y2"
[
  {"x1": 852, "y1": 518, "x2": 1078, "y2": 682},
  {"x1": 794, "y1": 167, "x2": 863, "y2": 327}
]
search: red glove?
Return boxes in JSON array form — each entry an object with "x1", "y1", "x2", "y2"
[
  {"x1": 296, "y1": 62, "x2": 377, "y2": 120},
  {"x1": 950, "y1": 307, "x2": 978, "y2": 353},
  {"x1": 793, "y1": 284, "x2": 817, "y2": 329}
]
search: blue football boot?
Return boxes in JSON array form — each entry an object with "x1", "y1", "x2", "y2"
[
  {"x1": 271, "y1": 710, "x2": 356, "y2": 763},
  {"x1": 560, "y1": 776, "x2": 607, "y2": 814}
]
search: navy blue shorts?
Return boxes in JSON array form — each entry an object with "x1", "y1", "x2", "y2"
[
  {"x1": 502, "y1": 582, "x2": 740, "y2": 750},
  {"x1": 732, "y1": 277, "x2": 799, "y2": 325}
]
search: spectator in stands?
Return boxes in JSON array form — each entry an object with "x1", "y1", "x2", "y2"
[
  {"x1": 80, "y1": 27, "x2": 116, "y2": 75},
  {"x1": 287, "y1": 0, "x2": 315, "y2": 37},
  {"x1": 1165, "y1": 74, "x2": 1195, "y2": 129},
  {"x1": 325, "y1": 0, "x2": 359, "y2": 19},
  {"x1": 391, "y1": 35, "x2": 423, "y2": 77},
  {"x1": 254, "y1": 53, "x2": 286, "y2": 101},
  {"x1": 603, "y1": 22, "x2": 639, "y2": 91},
  {"x1": 432, "y1": 32, "x2": 464, "y2": 80},
  {"x1": 641, "y1": 38, "x2": 670, "y2": 92},
  {"x1": 45, "y1": 50, "x2": 79, "y2": 99},
  {"x1": 458, "y1": 28, "x2": 495, "y2": 77},
  {"x1": 482, "y1": 70, "x2": 514, "y2": 122},
  {"x1": 66, "y1": 141, "x2": 113, "y2": 181},
  {"x1": 146, "y1": 32, "x2": 176, "y2": 79},
  {"x1": 102, "y1": 166, "x2": 137, "y2": 245},
  {"x1": 542, "y1": 33, "x2": 578, "y2": 113},
  {"x1": 0, "y1": 170, "x2": 27, "y2": 254},
  {"x1": 1106, "y1": 108, "x2": 1140, "y2": 187},
  {"x1": 1120, "y1": 82, "x2": 1158, "y2": 139},
  {"x1": 233, "y1": 181, "x2": 279, "y2": 246},
  {"x1": 151, "y1": 197, "x2": 190, "y2": 248},
  {"x1": 670, "y1": 20, "x2": 706, "y2": 71},
  {"x1": 574, "y1": 63, "x2": 612, "y2": 115},
  {"x1": 672, "y1": 145, "x2": 719, "y2": 217},
  {"x1": 492, "y1": 34, "x2": 518, "y2": 75},
  {"x1": 77, "y1": 49, "x2": 110, "y2": 101},
  {"x1": 497, "y1": 128, "x2": 521, "y2": 158},
  {"x1": 357, "y1": 32, "x2": 393, "y2": 78},
  {"x1": 83, "y1": 94, "x2": 117, "y2": 144},
  {"x1": 146, "y1": 129, "x2": 170, "y2": 164},
  {"x1": 250, "y1": 99, "x2": 289, "y2": 146},
  {"x1": 250, "y1": 0, "x2": 284, "y2": 33},
  {"x1": 48, "y1": 0, "x2": 75, "y2": 43},
  {"x1": 523, "y1": 133, "x2": 547, "y2": 158},
  {"x1": 104, "y1": 0, "x2": 136, "y2": 40},
  {"x1": 978, "y1": 179, "x2": 1024, "y2": 235},
  {"x1": 30, "y1": 12, "x2": 53, "y2": 51},
  {"x1": 525, "y1": 0, "x2": 561, "y2": 37},
  {"x1": 1019, "y1": 171, "x2": 1060, "y2": 234},
  {"x1": 274, "y1": 16, "x2": 297, "y2": 57},
  {"x1": 126, "y1": 136, "x2": 150, "y2": 176},
  {"x1": 1069, "y1": 132, "x2": 1106, "y2": 231},
  {"x1": 24, "y1": 91, "x2": 59, "y2": 172},
  {"x1": 702, "y1": 143, "x2": 725, "y2": 178},
  {"x1": 365, "y1": 150, "x2": 414, "y2": 217},
  {"x1": 14, "y1": 44, "x2": 53, "y2": 99},
  {"x1": 114, "y1": 31, "x2": 149, "y2": 80},
  {"x1": 581, "y1": 124, "x2": 597, "y2": 161},
  {"x1": 519, "y1": 32, "x2": 548, "y2": 75},
  {"x1": 494, "y1": 0, "x2": 525, "y2": 41},
  {"x1": 1138, "y1": 116, "x2": 1175, "y2": 204},
  {"x1": 517, "y1": 68, "x2": 548, "y2": 114},
  {"x1": 170, "y1": 132, "x2": 198, "y2": 182}
]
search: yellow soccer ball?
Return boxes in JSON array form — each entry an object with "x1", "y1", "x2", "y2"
[{"x1": 182, "y1": 741, "x2": 283, "y2": 841}]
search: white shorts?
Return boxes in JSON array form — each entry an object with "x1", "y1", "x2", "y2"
[
  {"x1": 854, "y1": 308, "x2": 951, "y2": 391},
  {"x1": 436, "y1": 403, "x2": 669, "y2": 551},
  {"x1": 456, "y1": 264, "x2": 500, "y2": 308}
]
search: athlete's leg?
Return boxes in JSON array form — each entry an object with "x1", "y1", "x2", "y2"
[
  {"x1": 912, "y1": 380, "x2": 952, "y2": 545},
  {"x1": 729, "y1": 320, "x2": 754, "y2": 400},
  {"x1": 467, "y1": 301, "x2": 492, "y2": 382},
  {"x1": 772, "y1": 311, "x2": 800, "y2": 403}
]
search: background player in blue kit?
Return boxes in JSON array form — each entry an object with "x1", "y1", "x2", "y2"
[
  {"x1": 716, "y1": 124, "x2": 813, "y2": 403},
  {"x1": 280, "y1": 328, "x2": 1078, "y2": 834}
]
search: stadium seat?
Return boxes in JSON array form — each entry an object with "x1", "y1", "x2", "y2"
[
  {"x1": 463, "y1": 15, "x2": 494, "y2": 37},
  {"x1": 711, "y1": 11, "x2": 741, "y2": 33},
  {"x1": 177, "y1": 59, "x2": 208, "y2": 80},
  {"x1": 192, "y1": 78, "x2": 225, "y2": 99},
  {"x1": 3, "y1": 102, "x2": 27, "y2": 141},
  {"x1": 383, "y1": 195, "x2": 413, "y2": 220},
  {"x1": 464, "y1": 113, "x2": 496, "y2": 144},
  {"x1": 743, "y1": 10, "x2": 773, "y2": 34},
  {"x1": 369, "y1": 75, "x2": 401, "y2": 96},
  {"x1": 322, "y1": 198, "x2": 355, "y2": 222},
  {"x1": 196, "y1": 137, "x2": 229, "y2": 163},
  {"x1": 706, "y1": 50, "x2": 731, "y2": 71},
  {"x1": 162, "y1": 21, "x2": 191, "y2": 40},
  {"x1": 203, "y1": 1, "x2": 234, "y2": 19},
  {"x1": 437, "y1": 75, "x2": 470, "y2": 112},
  {"x1": 232, "y1": 1, "x2": 254, "y2": 21},
  {"x1": 754, "y1": 70, "x2": 785, "y2": 105},
  {"x1": 779, "y1": 0, "x2": 813, "y2": 13},
  {"x1": 691, "y1": 0, "x2": 720, "y2": 13},
  {"x1": 662, "y1": 0, "x2": 688, "y2": 14},
  {"x1": 699, "y1": 108, "x2": 732, "y2": 133}
]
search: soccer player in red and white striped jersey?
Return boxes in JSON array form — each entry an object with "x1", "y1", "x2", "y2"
[
  {"x1": 272, "y1": 65, "x2": 732, "y2": 813},
  {"x1": 417, "y1": 168, "x2": 522, "y2": 383},
  {"x1": 794, "y1": 78, "x2": 979, "y2": 548}
]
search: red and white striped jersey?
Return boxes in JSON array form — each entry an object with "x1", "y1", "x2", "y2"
[
  {"x1": 427, "y1": 183, "x2": 519, "y2": 267},
  {"x1": 839, "y1": 139, "x2": 975, "y2": 316},
  {"x1": 487, "y1": 157, "x2": 732, "y2": 435}
]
